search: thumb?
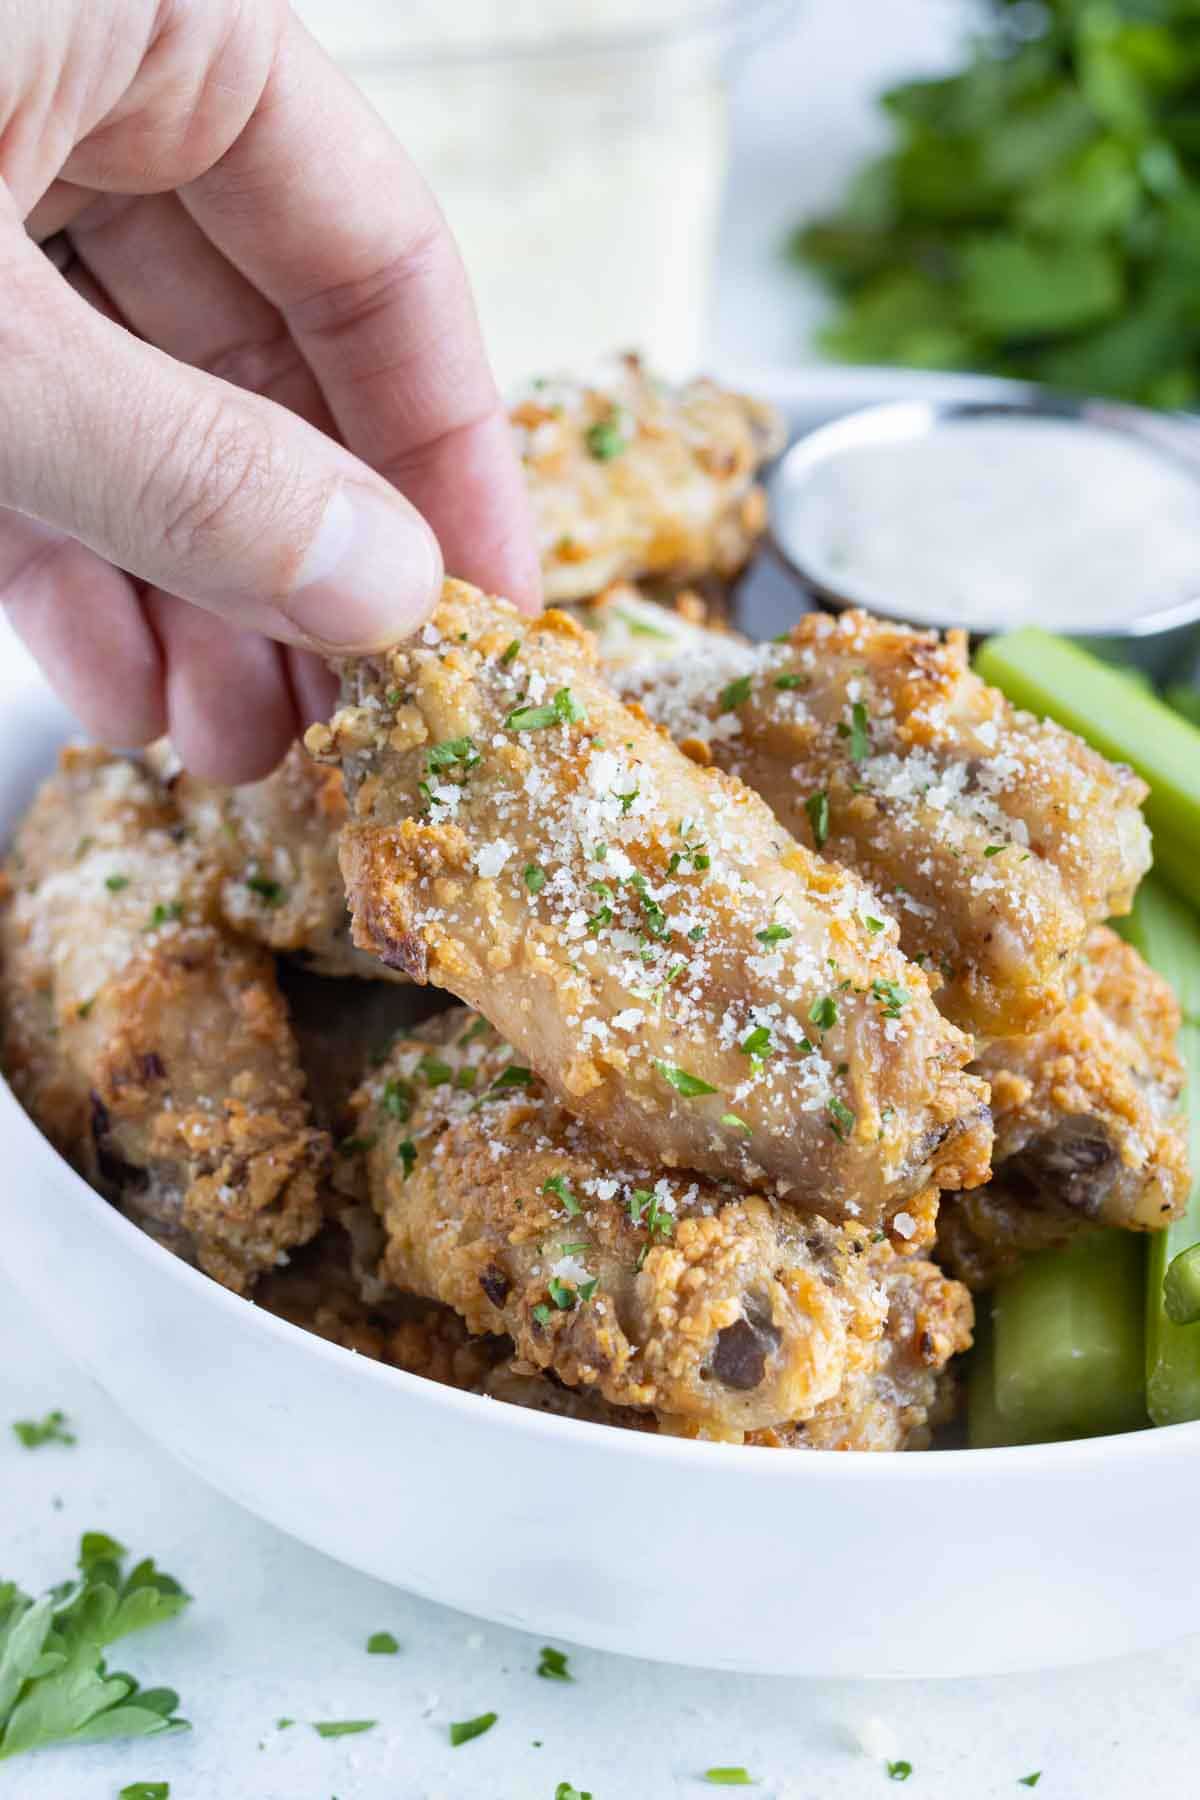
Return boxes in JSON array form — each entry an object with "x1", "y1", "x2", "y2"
[{"x1": 0, "y1": 229, "x2": 443, "y2": 652}]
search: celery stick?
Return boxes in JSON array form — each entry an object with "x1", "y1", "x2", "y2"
[
  {"x1": 991, "y1": 1232, "x2": 1148, "y2": 1442},
  {"x1": 974, "y1": 630, "x2": 1200, "y2": 901},
  {"x1": 1165, "y1": 684, "x2": 1200, "y2": 729},
  {"x1": 1164, "y1": 1244, "x2": 1200, "y2": 1326},
  {"x1": 966, "y1": 1304, "x2": 1015, "y2": 1449},
  {"x1": 1121, "y1": 879, "x2": 1200, "y2": 1424}
]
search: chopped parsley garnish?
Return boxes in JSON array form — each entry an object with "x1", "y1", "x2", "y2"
[
  {"x1": 720, "y1": 1112, "x2": 751, "y2": 1134},
  {"x1": 524, "y1": 863, "x2": 546, "y2": 894},
  {"x1": 12, "y1": 1409, "x2": 75, "y2": 1449},
  {"x1": 836, "y1": 699, "x2": 871, "y2": 762},
  {"x1": 76, "y1": 998, "x2": 95, "y2": 1019},
  {"x1": 532, "y1": 1304, "x2": 554, "y2": 1327},
  {"x1": 704, "y1": 1770, "x2": 755, "y2": 1786},
  {"x1": 871, "y1": 977, "x2": 909, "y2": 1019},
  {"x1": 449, "y1": 1711, "x2": 498, "y2": 1747},
  {"x1": 803, "y1": 787, "x2": 830, "y2": 848},
  {"x1": 416, "y1": 1054, "x2": 452, "y2": 1087},
  {"x1": 384, "y1": 687, "x2": 404, "y2": 705},
  {"x1": 475, "y1": 1065, "x2": 534, "y2": 1105},
  {"x1": 1018, "y1": 1778, "x2": 1041, "y2": 1790},
  {"x1": 546, "y1": 1277, "x2": 578, "y2": 1311},
  {"x1": 827, "y1": 1095, "x2": 857, "y2": 1141},
  {"x1": 505, "y1": 688, "x2": 586, "y2": 732},
  {"x1": 461, "y1": 1017, "x2": 493, "y2": 1045},
  {"x1": 809, "y1": 994, "x2": 839, "y2": 1031},
  {"x1": 396, "y1": 1140, "x2": 417, "y2": 1179},
  {"x1": 629, "y1": 873, "x2": 670, "y2": 940},
  {"x1": 119, "y1": 1785, "x2": 170, "y2": 1799},
  {"x1": 382, "y1": 1078, "x2": 414, "y2": 1121},
  {"x1": 0, "y1": 1533, "x2": 190, "y2": 1762},
  {"x1": 366, "y1": 1631, "x2": 399, "y2": 1654},
  {"x1": 613, "y1": 785, "x2": 639, "y2": 815},
  {"x1": 455, "y1": 1067, "x2": 477, "y2": 1090},
  {"x1": 105, "y1": 874, "x2": 130, "y2": 892},
  {"x1": 245, "y1": 873, "x2": 285, "y2": 907},
  {"x1": 146, "y1": 901, "x2": 183, "y2": 930},
  {"x1": 740, "y1": 1026, "x2": 773, "y2": 1063},
  {"x1": 654, "y1": 1061, "x2": 717, "y2": 1098},
  {"x1": 543, "y1": 1174, "x2": 582, "y2": 1216},
  {"x1": 668, "y1": 832, "x2": 710, "y2": 875},
  {"x1": 537, "y1": 1646, "x2": 573, "y2": 1681},
  {"x1": 688, "y1": 924, "x2": 706, "y2": 942},
  {"x1": 336, "y1": 1133, "x2": 377, "y2": 1156},
  {"x1": 312, "y1": 1719, "x2": 376, "y2": 1738},
  {"x1": 555, "y1": 1784, "x2": 593, "y2": 1799},
  {"x1": 276, "y1": 1717, "x2": 295, "y2": 1729},
  {"x1": 863, "y1": 914, "x2": 885, "y2": 934},
  {"x1": 614, "y1": 607, "x2": 672, "y2": 639},
  {"x1": 585, "y1": 416, "x2": 627, "y2": 460},
  {"x1": 984, "y1": 842, "x2": 1009, "y2": 857},
  {"x1": 427, "y1": 736, "x2": 481, "y2": 774},
  {"x1": 718, "y1": 674, "x2": 753, "y2": 712},
  {"x1": 500, "y1": 638, "x2": 521, "y2": 665},
  {"x1": 774, "y1": 672, "x2": 806, "y2": 690},
  {"x1": 629, "y1": 1189, "x2": 675, "y2": 1241},
  {"x1": 887, "y1": 1761, "x2": 913, "y2": 1782},
  {"x1": 756, "y1": 923, "x2": 792, "y2": 946}
]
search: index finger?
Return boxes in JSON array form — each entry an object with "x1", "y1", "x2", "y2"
[{"x1": 181, "y1": 14, "x2": 541, "y2": 612}]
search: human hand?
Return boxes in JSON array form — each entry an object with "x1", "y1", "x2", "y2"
[{"x1": 0, "y1": 0, "x2": 540, "y2": 781}]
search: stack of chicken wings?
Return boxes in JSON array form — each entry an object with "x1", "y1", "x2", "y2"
[{"x1": 1, "y1": 355, "x2": 1184, "y2": 1453}]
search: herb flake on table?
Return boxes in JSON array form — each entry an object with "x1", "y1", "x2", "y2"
[
  {"x1": 119, "y1": 1785, "x2": 170, "y2": 1799},
  {"x1": 887, "y1": 1760, "x2": 913, "y2": 1781},
  {"x1": 1019, "y1": 1778, "x2": 1042, "y2": 1790},
  {"x1": 366, "y1": 1631, "x2": 399, "y2": 1655},
  {"x1": 537, "y1": 1646, "x2": 573, "y2": 1681},
  {"x1": 449, "y1": 1710, "x2": 498, "y2": 1747},
  {"x1": 555, "y1": 1784, "x2": 593, "y2": 1799},
  {"x1": 0, "y1": 1533, "x2": 190, "y2": 1763},
  {"x1": 312, "y1": 1719, "x2": 376, "y2": 1738},
  {"x1": 704, "y1": 1769, "x2": 756, "y2": 1786},
  {"x1": 12, "y1": 1409, "x2": 75, "y2": 1449}
]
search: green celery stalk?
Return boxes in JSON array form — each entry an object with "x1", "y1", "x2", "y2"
[
  {"x1": 1121, "y1": 879, "x2": 1200, "y2": 1424},
  {"x1": 974, "y1": 630, "x2": 1200, "y2": 901},
  {"x1": 967, "y1": 1304, "x2": 1012, "y2": 1449},
  {"x1": 990, "y1": 1232, "x2": 1148, "y2": 1443}
]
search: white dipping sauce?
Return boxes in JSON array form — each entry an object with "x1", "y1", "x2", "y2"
[{"x1": 785, "y1": 415, "x2": 1200, "y2": 631}]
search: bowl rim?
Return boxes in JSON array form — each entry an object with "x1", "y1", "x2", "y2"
[{"x1": 7, "y1": 1074, "x2": 1197, "y2": 1478}]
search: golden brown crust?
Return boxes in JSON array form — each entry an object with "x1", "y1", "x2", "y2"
[
  {"x1": 514, "y1": 355, "x2": 783, "y2": 603},
  {"x1": 939, "y1": 927, "x2": 1189, "y2": 1288},
  {"x1": 307, "y1": 579, "x2": 991, "y2": 1228},
  {"x1": 337, "y1": 1007, "x2": 897, "y2": 1433},
  {"x1": 621, "y1": 609, "x2": 1152, "y2": 1038},
  {"x1": 0, "y1": 747, "x2": 327, "y2": 1292}
]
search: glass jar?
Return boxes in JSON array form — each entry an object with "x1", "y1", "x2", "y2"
[{"x1": 292, "y1": 1, "x2": 790, "y2": 387}]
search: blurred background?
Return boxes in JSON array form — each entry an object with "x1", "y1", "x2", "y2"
[{"x1": 291, "y1": 0, "x2": 965, "y2": 386}]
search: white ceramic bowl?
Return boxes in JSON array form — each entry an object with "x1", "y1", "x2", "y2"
[{"x1": 5, "y1": 367, "x2": 1200, "y2": 1681}]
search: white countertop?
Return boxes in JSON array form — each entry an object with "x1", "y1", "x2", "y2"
[{"x1": 5, "y1": 3, "x2": 1200, "y2": 1795}]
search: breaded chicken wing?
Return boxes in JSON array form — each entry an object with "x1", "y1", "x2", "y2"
[
  {"x1": 514, "y1": 355, "x2": 783, "y2": 604},
  {"x1": 939, "y1": 927, "x2": 1189, "y2": 1288},
  {"x1": 0, "y1": 748, "x2": 327, "y2": 1292},
  {"x1": 480, "y1": 1240, "x2": 971, "y2": 1452},
  {"x1": 307, "y1": 580, "x2": 991, "y2": 1228},
  {"x1": 568, "y1": 581, "x2": 740, "y2": 676},
  {"x1": 145, "y1": 740, "x2": 392, "y2": 981},
  {"x1": 621, "y1": 610, "x2": 1151, "y2": 1037},
  {"x1": 336, "y1": 1008, "x2": 898, "y2": 1434}
]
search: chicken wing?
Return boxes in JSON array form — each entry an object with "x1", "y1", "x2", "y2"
[
  {"x1": 480, "y1": 1240, "x2": 971, "y2": 1453},
  {"x1": 514, "y1": 354, "x2": 783, "y2": 604},
  {"x1": 335, "y1": 1007, "x2": 902, "y2": 1434},
  {"x1": 938, "y1": 927, "x2": 1189, "y2": 1288},
  {"x1": 306, "y1": 579, "x2": 991, "y2": 1228},
  {"x1": 144, "y1": 740, "x2": 394, "y2": 981},
  {"x1": 620, "y1": 609, "x2": 1151, "y2": 1037},
  {"x1": 0, "y1": 747, "x2": 327, "y2": 1292}
]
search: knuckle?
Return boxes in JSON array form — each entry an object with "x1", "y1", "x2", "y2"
[
  {"x1": 152, "y1": 401, "x2": 282, "y2": 567},
  {"x1": 202, "y1": 331, "x2": 307, "y2": 404}
]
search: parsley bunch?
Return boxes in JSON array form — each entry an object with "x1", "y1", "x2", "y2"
[
  {"x1": 793, "y1": 0, "x2": 1200, "y2": 406},
  {"x1": 0, "y1": 1534, "x2": 190, "y2": 1762}
]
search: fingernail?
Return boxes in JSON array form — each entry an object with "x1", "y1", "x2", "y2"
[{"x1": 285, "y1": 483, "x2": 442, "y2": 650}]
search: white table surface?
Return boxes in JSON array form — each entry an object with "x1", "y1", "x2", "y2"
[{"x1": 5, "y1": 3, "x2": 1200, "y2": 1795}]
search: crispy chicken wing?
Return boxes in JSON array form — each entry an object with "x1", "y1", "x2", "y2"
[
  {"x1": 307, "y1": 580, "x2": 991, "y2": 1228},
  {"x1": 144, "y1": 740, "x2": 393, "y2": 981},
  {"x1": 0, "y1": 748, "x2": 327, "y2": 1292},
  {"x1": 335, "y1": 1007, "x2": 900, "y2": 1434},
  {"x1": 939, "y1": 927, "x2": 1189, "y2": 1288},
  {"x1": 480, "y1": 1239, "x2": 971, "y2": 1452},
  {"x1": 514, "y1": 355, "x2": 783, "y2": 604},
  {"x1": 621, "y1": 609, "x2": 1151, "y2": 1037}
]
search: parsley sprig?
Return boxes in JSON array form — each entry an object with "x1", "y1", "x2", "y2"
[{"x1": 0, "y1": 1534, "x2": 190, "y2": 1763}]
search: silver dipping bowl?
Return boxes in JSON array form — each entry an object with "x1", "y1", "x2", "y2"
[{"x1": 767, "y1": 391, "x2": 1200, "y2": 680}]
